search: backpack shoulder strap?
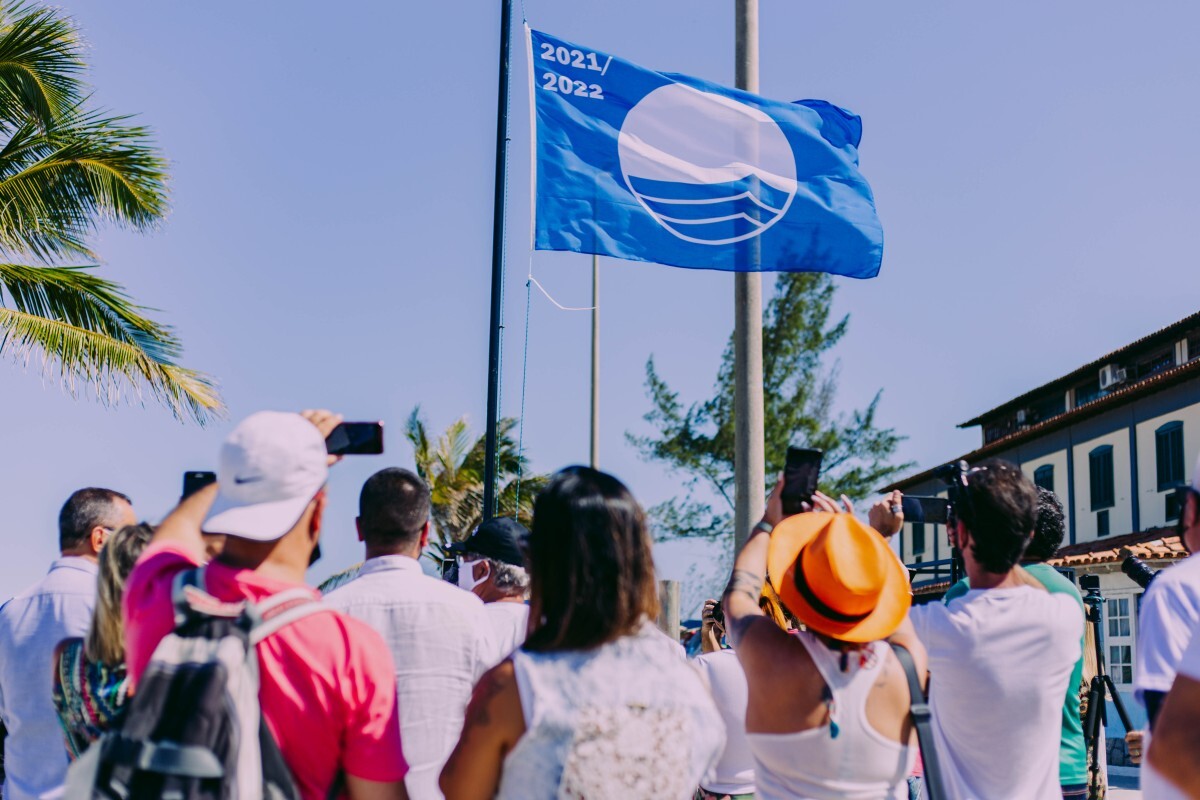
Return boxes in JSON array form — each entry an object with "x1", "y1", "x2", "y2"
[
  {"x1": 171, "y1": 566, "x2": 207, "y2": 628},
  {"x1": 891, "y1": 643, "x2": 946, "y2": 800},
  {"x1": 248, "y1": 590, "x2": 334, "y2": 646}
]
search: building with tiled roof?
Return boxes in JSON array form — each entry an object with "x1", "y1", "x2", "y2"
[{"x1": 886, "y1": 311, "x2": 1200, "y2": 764}]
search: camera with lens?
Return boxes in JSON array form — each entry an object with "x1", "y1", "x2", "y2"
[{"x1": 1119, "y1": 548, "x2": 1158, "y2": 590}]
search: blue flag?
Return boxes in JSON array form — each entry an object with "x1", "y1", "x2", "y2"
[{"x1": 530, "y1": 28, "x2": 883, "y2": 278}]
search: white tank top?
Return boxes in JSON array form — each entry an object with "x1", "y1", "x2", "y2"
[
  {"x1": 495, "y1": 621, "x2": 724, "y2": 800},
  {"x1": 746, "y1": 631, "x2": 915, "y2": 800}
]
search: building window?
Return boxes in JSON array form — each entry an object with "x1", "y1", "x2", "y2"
[
  {"x1": 1090, "y1": 445, "x2": 1115, "y2": 510},
  {"x1": 1109, "y1": 645, "x2": 1133, "y2": 685},
  {"x1": 1107, "y1": 597, "x2": 1135, "y2": 685},
  {"x1": 1034, "y1": 465, "x2": 1054, "y2": 492},
  {"x1": 1157, "y1": 422, "x2": 1185, "y2": 491},
  {"x1": 1097, "y1": 509, "x2": 1110, "y2": 537},
  {"x1": 1168, "y1": 490, "x2": 1184, "y2": 522},
  {"x1": 911, "y1": 523, "x2": 926, "y2": 556},
  {"x1": 1136, "y1": 350, "x2": 1175, "y2": 380},
  {"x1": 1108, "y1": 597, "x2": 1131, "y2": 637}
]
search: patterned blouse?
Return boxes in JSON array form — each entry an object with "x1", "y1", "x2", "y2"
[{"x1": 51, "y1": 638, "x2": 129, "y2": 759}]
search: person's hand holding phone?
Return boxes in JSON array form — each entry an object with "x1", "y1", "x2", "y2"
[
  {"x1": 763, "y1": 475, "x2": 786, "y2": 527},
  {"x1": 301, "y1": 409, "x2": 345, "y2": 467},
  {"x1": 869, "y1": 490, "x2": 905, "y2": 537},
  {"x1": 810, "y1": 491, "x2": 854, "y2": 515},
  {"x1": 700, "y1": 599, "x2": 724, "y2": 654}
]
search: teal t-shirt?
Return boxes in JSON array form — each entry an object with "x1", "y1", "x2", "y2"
[{"x1": 943, "y1": 564, "x2": 1087, "y2": 785}]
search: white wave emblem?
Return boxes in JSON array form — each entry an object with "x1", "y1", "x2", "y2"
[{"x1": 618, "y1": 84, "x2": 797, "y2": 246}]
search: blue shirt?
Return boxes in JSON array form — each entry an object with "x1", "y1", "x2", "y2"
[{"x1": 0, "y1": 557, "x2": 97, "y2": 800}]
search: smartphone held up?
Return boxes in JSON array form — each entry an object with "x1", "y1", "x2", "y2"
[
  {"x1": 781, "y1": 447, "x2": 823, "y2": 517},
  {"x1": 325, "y1": 422, "x2": 385, "y2": 456}
]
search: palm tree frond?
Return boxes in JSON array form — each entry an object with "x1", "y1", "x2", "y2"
[
  {"x1": 0, "y1": 2, "x2": 84, "y2": 127},
  {"x1": 0, "y1": 307, "x2": 222, "y2": 424},
  {"x1": 0, "y1": 109, "x2": 168, "y2": 260}
]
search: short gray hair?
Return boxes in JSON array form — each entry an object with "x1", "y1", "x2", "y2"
[{"x1": 468, "y1": 552, "x2": 530, "y2": 598}]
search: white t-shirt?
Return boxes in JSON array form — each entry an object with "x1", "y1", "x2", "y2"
[
  {"x1": 1141, "y1": 627, "x2": 1200, "y2": 800},
  {"x1": 692, "y1": 649, "x2": 755, "y2": 795},
  {"x1": 910, "y1": 587, "x2": 1083, "y2": 800},
  {"x1": 1135, "y1": 552, "x2": 1200, "y2": 702},
  {"x1": 483, "y1": 601, "x2": 530, "y2": 666}
]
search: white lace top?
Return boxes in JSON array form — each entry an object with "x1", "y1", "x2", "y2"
[{"x1": 495, "y1": 622, "x2": 725, "y2": 799}]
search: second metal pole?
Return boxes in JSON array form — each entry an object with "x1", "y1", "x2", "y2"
[
  {"x1": 733, "y1": 0, "x2": 765, "y2": 550},
  {"x1": 590, "y1": 254, "x2": 600, "y2": 469}
]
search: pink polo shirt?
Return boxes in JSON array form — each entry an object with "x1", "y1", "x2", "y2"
[{"x1": 123, "y1": 543, "x2": 407, "y2": 798}]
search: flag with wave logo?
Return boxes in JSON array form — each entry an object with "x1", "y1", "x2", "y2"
[{"x1": 530, "y1": 28, "x2": 883, "y2": 277}]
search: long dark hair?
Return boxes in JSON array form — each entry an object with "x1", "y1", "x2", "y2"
[{"x1": 523, "y1": 466, "x2": 659, "y2": 652}]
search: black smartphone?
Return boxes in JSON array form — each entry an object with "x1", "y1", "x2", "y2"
[
  {"x1": 326, "y1": 422, "x2": 384, "y2": 456},
  {"x1": 782, "y1": 447, "x2": 823, "y2": 516},
  {"x1": 900, "y1": 495, "x2": 950, "y2": 525},
  {"x1": 182, "y1": 470, "x2": 217, "y2": 499}
]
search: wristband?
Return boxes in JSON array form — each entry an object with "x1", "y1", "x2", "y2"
[{"x1": 752, "y1": 520, "x2": 774, "y2": 536}]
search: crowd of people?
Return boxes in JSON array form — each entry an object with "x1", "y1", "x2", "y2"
[{"x1": 1, "y1": 407, "x2": 1199, "y2": 799}]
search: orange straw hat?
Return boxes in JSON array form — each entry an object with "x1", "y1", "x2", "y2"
[{"x1": 767, "y1": 512, "x2": 911, "y2": 643}]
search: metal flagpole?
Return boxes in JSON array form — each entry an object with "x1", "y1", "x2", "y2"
[
  {"x1": 483, "y1": 0, "x2": 514, "y2": 520},
  {"x1": 733, "y1": 0, "x2": 765, "y2": 550},
  {"x1": 590, "y1": 254, "x2": 600, "y2": 469}
]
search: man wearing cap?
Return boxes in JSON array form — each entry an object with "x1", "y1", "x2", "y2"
[
  {"x1": 323, "y1": 467, "x2": 494, "y2": 800},
  {"x1": 449, "y1": 518, "x2": 531, "y2": 664},
  {"x1": 123, "y1": 410, "x2": 409, "y2": 800},
  {"x1": 1135, "y1": 453, "x2": 1200, "y2": 731}
]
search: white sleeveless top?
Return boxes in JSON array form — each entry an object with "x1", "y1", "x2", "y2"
[
  {"x1": 746, "y1": 632, "x2": 915, "y2": 800},
  {"x1": 495, "y1": 621, "x2": 725, "y2": 800}
]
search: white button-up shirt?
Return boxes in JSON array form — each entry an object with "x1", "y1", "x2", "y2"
[
  {"x1": 481, "y1": 601, "x2": 529, "y2": 668},
  {"x1": 323, "y1": 555, "x2": 494, "y2": 800},
  {"x1": 0, "y1": 557, "x2": 98, "y2": 800}
]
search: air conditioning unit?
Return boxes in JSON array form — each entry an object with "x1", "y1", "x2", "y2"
[{"x1": 1099, "y1": 364, "x2": 1127, "y2": 390}]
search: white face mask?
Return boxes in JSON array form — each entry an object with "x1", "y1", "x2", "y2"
[{"x1": 457, "y1": 557, "x2": 489, "y2": 593}]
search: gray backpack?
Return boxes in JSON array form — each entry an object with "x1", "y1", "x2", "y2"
[{"x1": 66, "y1": 567, "x2": 332, "y2": 800}]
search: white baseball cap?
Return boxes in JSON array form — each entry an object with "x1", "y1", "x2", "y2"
[{"x1": 203, "y1": 411, "x2": 329, "y2": 542}]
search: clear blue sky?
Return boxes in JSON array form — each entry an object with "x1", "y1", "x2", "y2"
[{"x1": 4, "y1": 0, "x2": 1200, "y2": 597}]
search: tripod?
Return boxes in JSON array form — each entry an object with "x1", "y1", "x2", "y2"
[{"x1": 1081, "y1": 583, "x2": 1134, "y2": 800}]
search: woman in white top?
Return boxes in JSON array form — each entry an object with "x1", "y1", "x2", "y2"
[
  {"x1": 440, "y1": 466, "x2": 724, "y2": 799},
  {"x1": 722, "y1": 482, "x2": 927, "y2": 800}
]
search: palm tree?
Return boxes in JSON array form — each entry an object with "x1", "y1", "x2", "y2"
[
  {"x1": 0, "y1": 2, "x2": 221, "y2": 423},
  {"x1": 405, "y1": 407, "x2": 546, "y2": 553}
]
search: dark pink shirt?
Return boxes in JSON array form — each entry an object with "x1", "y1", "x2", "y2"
[{"x1": 124, "y1": 543, "x2": 407, "y2": 798}]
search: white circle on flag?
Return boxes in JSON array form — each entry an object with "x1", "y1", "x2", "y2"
[{"x1": 617, "y1": 83, "x2": 798, "y2": 246}]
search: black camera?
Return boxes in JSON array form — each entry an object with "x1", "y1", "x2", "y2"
[
  {"x1": 1079, "y1": 573, "x2": 1101, "y2": 592},
  {"x1": 1121, "y1": 553, "x2": 1158, "y2": 590},
  {"x1": 932, "y1": 459, "x2": 973, "y2": 527}
]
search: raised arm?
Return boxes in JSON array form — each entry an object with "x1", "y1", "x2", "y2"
[
  {"x1": 721, "y1": 478, "x2": 784, "y2": 649},
  {"x1": 151, "y1": 409, "x2": 344, "y2": 561},
  {"x1": 150, "y1": 481, "x2": 217, "y2": 562}
]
